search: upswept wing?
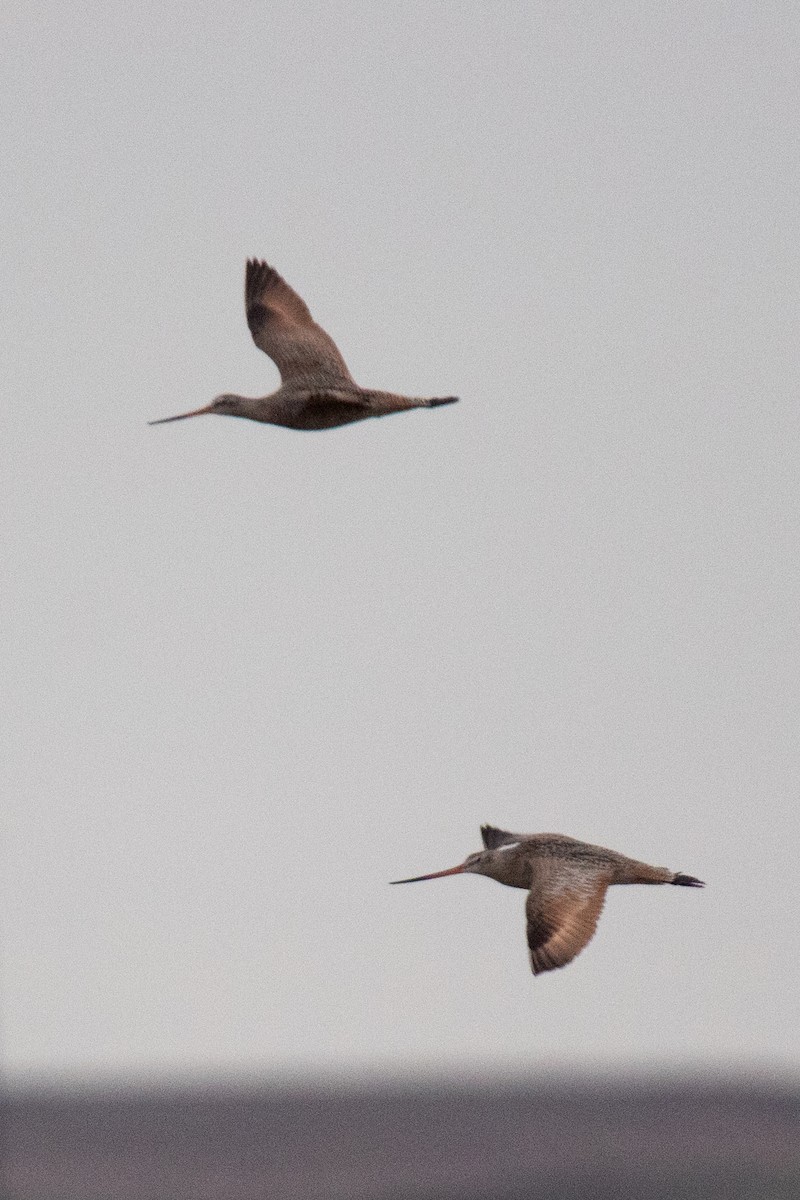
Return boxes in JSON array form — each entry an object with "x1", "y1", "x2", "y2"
[
  {"x1": 480, "y1": 825, "x2": 524, "y2": 850},
  {"x1": 245, "y1": 260, "x2": 354, "y2": 385},
  {"x1": 525, "y1": 862, "x2": 610, "y2": 975}
]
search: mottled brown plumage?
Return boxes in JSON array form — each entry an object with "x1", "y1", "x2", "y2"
[
  {"x1": 150, "y1": 260, "x2": 458, "y2": 430},
  {"x1": 391, "y1": 825, "x2": 704, "y2": 976}
]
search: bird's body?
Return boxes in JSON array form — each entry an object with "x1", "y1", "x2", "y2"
[
  {"x1": 151, "y1": 260, "x2": 458, "y2": 430},
  {"x1": 391, "y1": 825, "x2": 704, "y2": 976}
]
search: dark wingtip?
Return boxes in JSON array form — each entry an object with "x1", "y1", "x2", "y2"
[
  {"x1": 480, "y1": 824, "x2": 518, "y2": 850},
  {"x1": 428, "y1": 396, "x2": 459, "y2": 407},
  {"x1": 245, "y1": 259, "x2": 273, "y2": 299},
  {"x1": 672, "y1": 873, "x2": 705, "y2": 888}
]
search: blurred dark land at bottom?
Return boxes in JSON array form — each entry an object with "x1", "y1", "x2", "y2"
[{"x1": 2, "y1": 1075, "x2": 798, "y2": 1200}]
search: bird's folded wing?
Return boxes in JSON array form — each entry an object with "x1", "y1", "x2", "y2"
[
  {"x1": 245, "y1": 260, "x2": 355, "y2": 385},
  {"x1": 525, "y1": 865, "x2": 609, "y2": 975}
]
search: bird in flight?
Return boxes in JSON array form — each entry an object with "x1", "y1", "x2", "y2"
[
  {"x1": 150, "y1": 260, "x2": 459, "y2": 431},
  {"x1": 391, "y1": 825, "x2": 704, "y2": 976}
]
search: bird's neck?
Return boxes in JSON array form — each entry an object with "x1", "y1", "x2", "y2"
[{"x1": 481, "y1": 855, "x2": 532, "y2": 890}]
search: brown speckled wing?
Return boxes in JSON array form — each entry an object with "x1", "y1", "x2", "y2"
[
  {"x1": 525, "y1": 864, "x2": 610, "y2": 975},
  {"x1": 245, "y1": 260, "x2": 354, "y2": 385}
]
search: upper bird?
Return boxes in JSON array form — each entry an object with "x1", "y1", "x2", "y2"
[
  {"x1": 391, "y1": 825, "x2": 704, "y2": 976},
  {"x1": 150, "y1": 259, "x2": 459, "y2": 431}
]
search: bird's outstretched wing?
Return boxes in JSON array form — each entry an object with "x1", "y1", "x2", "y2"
[
  {"x1": 525, "y1": 862, "x2": 610, "y2": 975},
  {"x1": 480, "y1": 825, "x2": 524, "y2": 850},
  {"x1": 245, "y1": 260, "x2": 355, "y2": 385}
]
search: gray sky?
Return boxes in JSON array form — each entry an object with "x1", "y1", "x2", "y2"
[{"x1": 3, "y1": 1, "x2": 799, "y2": 1085}]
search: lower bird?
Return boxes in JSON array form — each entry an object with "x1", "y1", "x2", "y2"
[
  {"x1": 391, "y1": 825, "x2": 704, "y2": 976},
  {"x1": 150, "y1": 259, "x2": 459, "y2": 431}
]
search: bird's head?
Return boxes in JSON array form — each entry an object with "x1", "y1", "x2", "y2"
[
  {"x1": 390, "y1": 847, "x2": 495, "y2": 886},
  {"x1": 209, "y1": 394, "x2": 243, "y2": 414}
]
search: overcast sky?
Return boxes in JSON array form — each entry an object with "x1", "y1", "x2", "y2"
[{"x1": 3, "y1": 1, "x2": 799, "y2": 1086}]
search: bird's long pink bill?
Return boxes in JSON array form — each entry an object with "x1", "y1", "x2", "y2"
[
  {"x1": 148, "y1": 404, "x2": 215, "y2": 425},
  {"x1": 389, "y1": 863, "x2": 466, "y2": 885}
]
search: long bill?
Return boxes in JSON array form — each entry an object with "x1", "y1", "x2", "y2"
[
  {"x1": 389, "y1": 863, "x2": 466, "y2": 885},
  {"x1": 148, "y1": 404, "x2": 216, "y2": 425}
]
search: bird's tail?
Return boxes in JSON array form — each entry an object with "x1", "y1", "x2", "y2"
[
  {"x1": 426, "y1": 395, "x2": 459, "y2": 407},
  {"x1": 671, "y1": 873, "x2": 705, "y2": 887}
]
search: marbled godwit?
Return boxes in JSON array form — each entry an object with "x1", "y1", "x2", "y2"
[
  {"x1": 391, "y1": 825, "x2": 704, "y2": 976},
  {"x1": 150, "y1": 260, "x2": 459, "y2": 431}
]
